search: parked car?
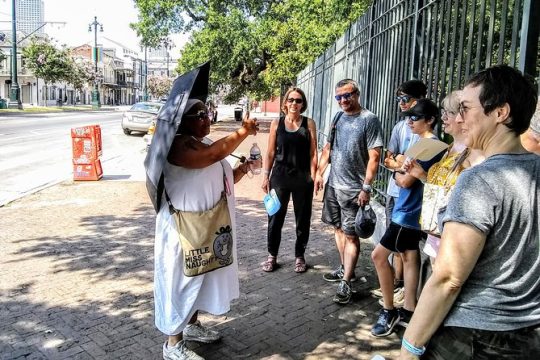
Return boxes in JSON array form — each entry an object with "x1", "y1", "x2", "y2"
[
  {"x1": 121, "y1": 102, "x2": 163, "y2": 135},
  {"x1": 143, "y1": 120, "x2": 157, "y2": 151}
]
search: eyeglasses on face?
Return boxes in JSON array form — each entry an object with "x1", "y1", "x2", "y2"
[
  {"x1": 185, "y1": 110, "x2": 210, "y2": 120},
  {"x1": 396, "y1": 95, "x2": 413, "y2": 103},
  {"x1": 334, "y1": 91, "x2": 357, "y2": 101},
  {"x1": 441, "y1": 109, "x2": 457, "y2": 118},
  {"x1": 287, "y1": 97, "x2": 303, "y2": 104},
  {"x1": 409, "y1": 115, "x2": 426, "y2": 121}
]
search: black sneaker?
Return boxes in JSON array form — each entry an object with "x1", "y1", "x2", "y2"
[
  {"x1": 323, "y1": 265, "x2": 357, "y2": 282},
  {"x1": 371, "y1": 308, "x2": 399, "y2": 337},
  {"x1": 333, "y1": 280, "x2": 352, "y2": 304},
  {"x1": 397, "y1": 308, "x2": 413, "y2": 328}
]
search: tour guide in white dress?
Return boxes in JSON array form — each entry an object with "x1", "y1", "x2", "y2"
[{"x1": 145, "y1": 64, "x2": 259, "y2": 360}]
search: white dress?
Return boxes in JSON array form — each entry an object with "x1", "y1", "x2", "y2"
[{"x1": 153, "y1": 146, "x2": 239, "y2": 335}]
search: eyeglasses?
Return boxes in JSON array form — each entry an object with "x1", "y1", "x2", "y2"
[
  {"x1": 334, "y1": 91, "x2": 357, "y2": 101},
  {"x1": 441, "y1": 109, "x2": 457, "y2": 118},
  {"x1": 396, "y1": 95, "x2": 413, "y2": 103},
  {"x1": 185, "y1": 110, "x2": 210, "y2": 120},
  {"x1": 287, "y1": 97, "x2": 303, "y2": 104},
  {"x1": 409, "y1": 115, "x2": 425, "y2": 121}
]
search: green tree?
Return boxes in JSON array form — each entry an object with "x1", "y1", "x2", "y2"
[
  {"x1": 22, "y1": 38, "x2": 72, "y2": 86},
  {"x1": 148, "y1": 74, "x2": 173, "y2": 98},
  {"x1": 132, "y1": 0, "x2": 369, "y2": 101}
]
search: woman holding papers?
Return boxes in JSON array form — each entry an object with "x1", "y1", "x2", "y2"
[
  {"x1": 403, "y1": 91, "x2": 483, "y2": 264},
  {"x1": 371, "y1": 98, "x2": 445, "y2": 338}
]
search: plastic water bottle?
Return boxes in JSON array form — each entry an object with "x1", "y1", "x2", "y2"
[{"x1": 249, "y1": 143, "x2": 262, "y2": 175}]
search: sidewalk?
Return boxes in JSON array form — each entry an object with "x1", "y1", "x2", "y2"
[{"x1": 0, "y1": 118, "x2": 402, "y2": 359}]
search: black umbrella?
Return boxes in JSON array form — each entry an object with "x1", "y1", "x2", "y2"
[{"x1": 144, "y1": 62, "x2": 210, "y2": 212}]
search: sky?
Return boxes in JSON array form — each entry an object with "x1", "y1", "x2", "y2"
[{"x1": 0, "y1": 0, "x2": 189, "y2": 55}]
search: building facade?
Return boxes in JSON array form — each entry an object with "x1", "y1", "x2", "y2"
[{"x1": 16, "y1": 0, "x2": 44, "y2": 35}]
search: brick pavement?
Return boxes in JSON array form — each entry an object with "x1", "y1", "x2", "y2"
[{"x1": 0, "y1": 118, "x2": 402, "y2": 359}]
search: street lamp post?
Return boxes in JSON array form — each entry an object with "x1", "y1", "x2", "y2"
[
  {"x1": 8, "y1": 0, "x2": 22, "y2": 109},
  {"x1": 144, "y1": 46, "x2": 148, "y2": 100},
  {"x1": 162, "y1": 38, "x2": 173, "y2": 77},
  {"x1": 88, "y1": 16, "x2": 103, "y2": 109}
]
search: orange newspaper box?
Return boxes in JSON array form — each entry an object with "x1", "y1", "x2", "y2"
[
  {"x1": 73, "y1": 161, "x2": 103, "y2": 181},
  {"x1": 71, "y1": 125, "x2": 103, "y2": 181},
  {"x1": 71, "y1": 125, "x2": 102, "y2": 164}
]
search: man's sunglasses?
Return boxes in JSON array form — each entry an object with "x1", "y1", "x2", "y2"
[
  {"x1": 335, "y1": 91, "x2": 358, "y2": 101},
  {"x1": 287, "y1": 98, "x2": 303, "y2": 104},
  {"x1": 185, "y1": 110, "x2": 210, "y2": 120},
  {"x1": 396, "y1": 95, "x2": 413, "y2": 103}
]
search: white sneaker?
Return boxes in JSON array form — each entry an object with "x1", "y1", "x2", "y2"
[
  {"x1": 183, "y1": 321, "x2": 221, "y2": 343},
  {"x1": 163, "y1": 340, "x2": 204, "y2": 360},
  {"x1": 378, "y1": 287, "x2": 405, "y2": 308}
]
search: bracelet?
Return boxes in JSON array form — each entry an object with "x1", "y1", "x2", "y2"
[
  {"x1": 263, "y1": 169, "x2": 270, "y2": 175},
  {"x1": 402, "y1": 338, "x2": 426, "y2": 356},
  {"x1": 362, "y1": 184, "x2": 372, "y2": 193}
]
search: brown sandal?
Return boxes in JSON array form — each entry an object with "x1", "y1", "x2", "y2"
[
  {"x1": 262, "y1": 255, "x2": 277, "y2": 272},
  {"x1": 294, "y1": 257, "x2": 307, "y2": 273}
]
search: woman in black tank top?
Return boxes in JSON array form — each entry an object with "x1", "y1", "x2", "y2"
[{"x1": 261, "y1": 87, "x2": 318, "y2": 273}]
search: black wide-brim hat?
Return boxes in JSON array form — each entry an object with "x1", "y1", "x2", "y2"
[{"x1": 144, "y1": 61, "x2": 210, "y2": 212}]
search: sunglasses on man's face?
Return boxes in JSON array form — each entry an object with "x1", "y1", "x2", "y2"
[
  {"x1": 287, "y1": 97, "x2": 303, "y2": 104},
  {"x1": 396, "y1": 95, "x2": 413, "y2": 103},
  {"x1": 334, "y1": 91, "x2": 357, "y2": 102},
  {"x1": 185, "y1": 110, "x2": 210, "y2": 120}
]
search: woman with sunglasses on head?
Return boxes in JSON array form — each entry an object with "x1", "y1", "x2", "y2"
[
  {"x1": 156, "y1": 99, "x2": 259, "y2": 360},
  {"x1": 261, "y1": 87, "x2": 318, "y2": 273}
]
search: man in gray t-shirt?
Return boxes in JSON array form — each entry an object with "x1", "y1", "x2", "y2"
[
  {"x1": 400, "y1": 65, "x2": 540, "y2": 359},
  {"x1": 315, "y1": 79, "x2": 383, "y2": 305}
]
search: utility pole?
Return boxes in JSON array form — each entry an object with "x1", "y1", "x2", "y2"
[
  {"x1": 8, "y1": 0, "x2": 22, "y2": 109},
  {"x1": 88, "y1": 16, "x2": 103, "y2": 109}
]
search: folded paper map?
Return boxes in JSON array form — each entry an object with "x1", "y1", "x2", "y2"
[{"x1": 404, "y1": 138, "x2": 449, "y2": 161}]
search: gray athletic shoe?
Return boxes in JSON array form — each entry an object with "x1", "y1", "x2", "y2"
[
  {"x1": 333, "y1": 280, "x2": 353, "y2": 304},
  {"x1": 323, "y1": 265, "x2": 357, "y2": 282},
  {"x1": 183, "y1": 321, "x2": 221, "y2": 343}
]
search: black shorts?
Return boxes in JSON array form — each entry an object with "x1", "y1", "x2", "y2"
[
  {"x1": 321, "y1": 185, "x2": 360, "y2": 236},
  {"x1": 380, "y1": 222, "x2": 423, "y2": 253}
]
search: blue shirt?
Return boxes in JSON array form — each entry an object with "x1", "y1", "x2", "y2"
[{"x1": 392, "y1": 149, "x2": 444, "y2": 229}]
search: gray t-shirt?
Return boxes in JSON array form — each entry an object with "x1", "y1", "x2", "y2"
[
  {"x1": 328, "y1": 109, "x2": 383, "y2": 191},
  {"x1": 442, "y1": 153, "x2": 540, "y2": 331},
  {"x1": 386, "y1": 119, "x2": 419, "y2": 197}
]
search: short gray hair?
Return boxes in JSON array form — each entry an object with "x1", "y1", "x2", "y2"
[{"x1": 335, "y1": 79, "x2": 359, "y2": 92}]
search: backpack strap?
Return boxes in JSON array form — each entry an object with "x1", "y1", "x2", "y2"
[{"x1": 328, "y1": 111, "x2": 344, "y2": 150}]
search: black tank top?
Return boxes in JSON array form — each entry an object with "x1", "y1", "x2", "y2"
[{"x1": 270, "y1": 115, "x2": 312, "y2": 188}]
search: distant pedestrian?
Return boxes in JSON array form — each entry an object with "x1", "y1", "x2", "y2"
[
  {"x1": 261, "y1": 87, "x2": 318, "y2": 273},
  {"x1": 315, "y1": 78, "x2": 383, "y2": 304}
]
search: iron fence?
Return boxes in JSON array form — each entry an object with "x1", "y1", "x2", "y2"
[{"x1": 296, "y1": 0, "x2": 539, "y2": 197}]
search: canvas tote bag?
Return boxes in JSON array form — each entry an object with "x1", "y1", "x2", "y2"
[
  {"x1": 166, "y1": 162, "x2": 234, "y2": 277},
  {"x1": 420, "y1": 148, "x2": 469, "y2": 235}
]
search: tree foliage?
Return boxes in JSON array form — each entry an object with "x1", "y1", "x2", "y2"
[
  {"x1": 147, "y1": 74, "x2": 173, "y2": 98},
  {"x1": 22, "y1": 38, "x2": 72, "y2": 85},
  {"x1": 22, "y1": 38, "x2": 97, "y2": 91},
  {"x1": 132, "y1": 0, "x2": 370, "y2": 101}
]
